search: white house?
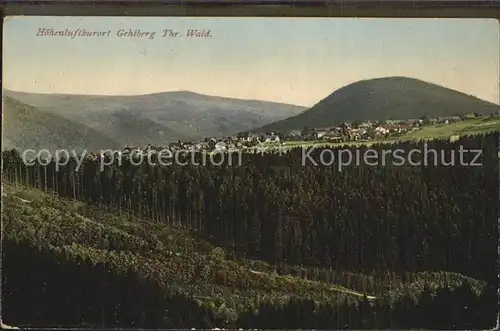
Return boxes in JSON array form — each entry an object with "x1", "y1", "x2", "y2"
[
  {"x1": 374, "y1": 126, "x2": 389, "y2": 135},
  {"x1": 316, "y1": 131, "x2": 327, "y2": 139},
  {"x1": 264, "y1": 135, "x2": 280, "y2": 143}
]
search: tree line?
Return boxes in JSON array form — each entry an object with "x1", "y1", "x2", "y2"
[
  {"x1": 3, "y1": 134, "x2": 497, "y2": 282},
  {"x1": 1, "y1": 132, "x2": 498, "y2": 328}
]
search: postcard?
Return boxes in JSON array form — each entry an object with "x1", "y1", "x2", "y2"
[{"x1": 2, "y1": 16, "x2": 499, "y2": 329}]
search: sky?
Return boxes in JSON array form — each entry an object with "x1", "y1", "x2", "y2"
[{"x1": 3, "y1": 16, "x2": 499, "y2": 107}]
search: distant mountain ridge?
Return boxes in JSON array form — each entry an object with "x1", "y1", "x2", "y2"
[
  {"x1": 5, "y1": 77, "x2": 498, "y2": 153},
  {"x1": 254, "y1": 77, "x2": 500, "y2": 133},
  {"x1": 3, "y1": 89, "x2": 306, "y2": 142}
]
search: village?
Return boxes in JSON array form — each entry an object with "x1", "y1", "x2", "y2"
[{"x1": 114, "y1": 111, "x2": 495, "y2": 156}]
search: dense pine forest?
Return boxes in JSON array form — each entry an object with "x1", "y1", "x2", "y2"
[{"x1": 2, "y1": 132, "x2": 499, "y2": 329}]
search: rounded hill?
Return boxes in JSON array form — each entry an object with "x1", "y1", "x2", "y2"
[{"x1": 256, "y1": 76, "x2": 500, "y2": 132}]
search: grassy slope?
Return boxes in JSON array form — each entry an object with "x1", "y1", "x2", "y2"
[
  {"x1": 399, "y1": 116, "x2": 500, "y2": 140},
  {"x1": 2, "y1": 183, "x2": 489, "y2": 324}
]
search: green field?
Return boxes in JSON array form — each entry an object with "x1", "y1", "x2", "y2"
[
  {"x1": 399, "y1": 117, "x2": 500, "y2": 140},
  {"x1": 252, "y1": 116, "x2": 500, "y2": 152}
]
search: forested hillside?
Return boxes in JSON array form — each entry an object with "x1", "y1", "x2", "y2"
[
  {"x1": 2, "y1": 96, "x2": 121, "y2": 152},
  {"x1": 255, "y1": 77, "x2": 500, "y2": 133},
  {"x1": 2, "y1": 132, "x2": 498, "y2": 329}
]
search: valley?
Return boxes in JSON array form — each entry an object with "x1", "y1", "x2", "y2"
[{"x1": 2, "y1": 77, "x2": 499, "y2": 329}]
